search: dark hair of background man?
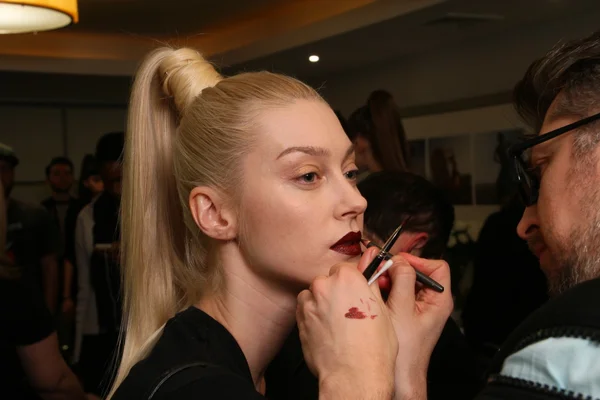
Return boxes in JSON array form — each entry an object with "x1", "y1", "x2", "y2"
[
  {"x1": 358, "y1": 171, "x2": 455, "y2": 259},
  {"x1": 45, "y1": 157, "x2": 74, "y2": 178}
]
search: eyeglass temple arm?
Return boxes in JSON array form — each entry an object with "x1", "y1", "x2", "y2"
[{"x1": 509, "y1": 111, "x2": 600, "y2": 155}]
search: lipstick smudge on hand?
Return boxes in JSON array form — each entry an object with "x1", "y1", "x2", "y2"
[
  {"x1": 370, "y1": 315, "x2": 377, "y2": 319},
  {"x1": 345, "y1": 307, "x2": 367, "y2": 319}
]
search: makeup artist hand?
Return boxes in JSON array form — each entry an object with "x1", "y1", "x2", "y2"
[
  {"x1": 373, "y1": 253, "x2": 453, "y2": 400},
  {"x1": 297, "y1": 253, "x2": 398, "y2": 400}
]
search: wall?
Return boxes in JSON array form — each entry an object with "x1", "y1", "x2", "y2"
[
  {"x1": 402, "y1": 103, "x2": 526, "y2": 238},
  {"x1": 1, "y1": 105, "x2": 127, "y2": 204},
  {"x1": 318, "y1": 7, "x2": 600, "y2": 115},
  {"x1": 5, "y1": 8, "x2": 599, "y2": 235}
]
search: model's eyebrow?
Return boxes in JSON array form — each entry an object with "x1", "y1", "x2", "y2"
[
  {"x1": 276, "y1": 144, "x2": 355, "y2": 161},
  {"x1": 277, "y1": 146, "x2": 329, "y2": 160}
]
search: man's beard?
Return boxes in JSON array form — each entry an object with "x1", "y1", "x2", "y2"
[{"x1": 546, "y1": 181, "x2": 600, "y2": 296}]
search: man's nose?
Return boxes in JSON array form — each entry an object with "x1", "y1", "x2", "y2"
[{"x1": 517, "y1": 204, "x2": 540, "y2": 240}]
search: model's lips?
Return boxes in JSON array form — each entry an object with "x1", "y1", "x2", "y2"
[{"x1": 331, "y1": 231, "x2": 362, "y2": 256}]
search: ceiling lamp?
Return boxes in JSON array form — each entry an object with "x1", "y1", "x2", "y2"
[{"x1": 0, "y1": 0, "x2": 78, "y2": 34}]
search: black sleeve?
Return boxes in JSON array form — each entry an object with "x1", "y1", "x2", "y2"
[
  {"x1": 155, "y1": 368, "x2": 267, "y2": 400},
  {"x1": 0, "y1": 277, "x2": 55, "y2": 346},
  {"x1": 427, "y1": 318, "x2": 483, "y2": 400}
]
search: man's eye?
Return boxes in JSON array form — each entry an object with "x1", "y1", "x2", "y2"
[{"x1": 528, "y1": 164, "x2": 543, "y2": 179}]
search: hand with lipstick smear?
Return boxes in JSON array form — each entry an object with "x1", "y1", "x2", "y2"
[
  {"x1": 360, "y1": 248, "x2": 453, "y2": 400},
  {"x1": 297, "y1": 252, "x2": 398, "y2": 400}
]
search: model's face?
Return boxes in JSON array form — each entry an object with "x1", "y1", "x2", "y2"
[
  {"x1": 238, "y1": 99, "x2": 367, "y2": 291},
  {"x1": 517, "y1": 97, "x2": 600, "y2": 296},
  {"x1": 48, "y1": 164, "x2": 74, "y2": 194}
]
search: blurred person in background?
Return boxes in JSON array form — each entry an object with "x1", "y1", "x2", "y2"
[
  {"x1": 348, "y1": 90, "x2": 410, "y2": 179},
  {"x1": 0, "y1": 142, "x2": 60, "y2": 315},
  {"x1": 41, "y1": 156, "x2": 83, "y2": 360},
  {"x1": 462, "y1": 147, "x2": 548, "y2": 362},
  {"x1": 73, "y1": 132, "x2": 124, "y2": 395},
  {"x1": 0, "y1": 178, "x2": 92, "y2": 400},
  {"x1": 77, "y1": 155, "x2": 104, "y2": 207}
]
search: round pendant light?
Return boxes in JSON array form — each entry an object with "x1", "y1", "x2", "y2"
[{"x1": 0, "y1": 0, "x2": 78, "y2": 34}]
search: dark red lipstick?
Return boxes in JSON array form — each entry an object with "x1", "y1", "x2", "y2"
[{"x1": 330, "y1": 231, "x2": 362, "y2": 256}]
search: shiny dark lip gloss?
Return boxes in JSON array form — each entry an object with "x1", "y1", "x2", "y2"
[{"x1": 330, "y1": 231, "x2": 362, "y2": 256}]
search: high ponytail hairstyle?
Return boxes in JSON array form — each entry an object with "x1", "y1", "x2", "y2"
[{"x1": 110, "y1": 47, "x2": 321, "y2": 396}]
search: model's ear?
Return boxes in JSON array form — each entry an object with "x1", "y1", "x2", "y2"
[{"x1": 189, "y1": 186, "x2": 237, "y2": 240}]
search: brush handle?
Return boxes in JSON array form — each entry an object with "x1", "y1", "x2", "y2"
[
  {"x1": 363, "y1": 243, "x2": 444, "y2": 292},
  {"x1": 362, "y1": 254, "x2": 385, "y2": 280}
]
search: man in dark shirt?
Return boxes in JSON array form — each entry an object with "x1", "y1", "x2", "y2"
[
  {"x1": 0, "y1": 270, "x2": 89, "y2": 400},
  {"x1": 1, "y1": 143, "x2": 60, "y2": 314},
  {"x1": 1, "y1": 175, "x2": 88, "y2": 400},
  {"x1": 41, "y1": 156, "x2": 82, "y2": 360}
]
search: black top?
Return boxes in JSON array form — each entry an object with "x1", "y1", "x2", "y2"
[
  {"x1": 112, "y1": 307, "x2": 265, "y2": 400},
  {"x1": 0, "y1": 276, "x2": 55, "y2": 400},
  {"x1": 6, "y1": 199, "x2": 60, "y2": 291},
  {"x1": 266, "y1": 318, "x2": 482, "y2": 400},
  {"x1": 41, "y1": 196, "x2": 83, "y2": 265}
]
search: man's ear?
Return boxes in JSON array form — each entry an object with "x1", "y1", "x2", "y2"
[
  {"x1": 189, "y1": 187, "x2": 237, "y2": 241},
  {"x1": 406, "y1": 232, "x2": 429, "y2": 256}
]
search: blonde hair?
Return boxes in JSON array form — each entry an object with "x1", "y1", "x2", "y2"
[{"x1": 110, "y1": 47, "x2": 322, "y2": 396}]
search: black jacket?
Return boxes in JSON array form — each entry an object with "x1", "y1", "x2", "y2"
[
  {"x1": 476, "y1": 278, "x2": 600, "y2": 399},
  {"x1": 90, "y1": 192, "x2": 122, "y2": 333}
]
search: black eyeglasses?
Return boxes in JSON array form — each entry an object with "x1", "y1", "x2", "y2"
[{"x1": 508, "y1": 111, "x2": 600, "y2": 206}]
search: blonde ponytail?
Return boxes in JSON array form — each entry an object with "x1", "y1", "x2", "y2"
[
  {"x1": 110, "y1": 48, "x2": 221, "y2": 396},
  {"x1": 110, "y1": 46, "x2": 322, "y2": 397}
]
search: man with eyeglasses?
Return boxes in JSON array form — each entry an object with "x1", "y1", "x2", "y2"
[{"x1": 472, "y1": 31, "x2": 600, "y2": 399}]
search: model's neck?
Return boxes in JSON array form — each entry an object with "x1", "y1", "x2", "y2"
[{"x1": 195, "y1": 243, "x2": 298, "y2": 393}]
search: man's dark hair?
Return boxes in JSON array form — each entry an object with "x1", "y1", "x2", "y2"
[
  {"x1": 514, "y1": 30, "x2": 600, "y2": 150},
  {"x1": 95, "y1": 131, "x2": 125, "y2": 164},
  {"x1": 45, "y1": 156, "x2": 74, "y2": 177},
  {"x1": 358, "y1": 171, "x2": 455, "y2": 259}
]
